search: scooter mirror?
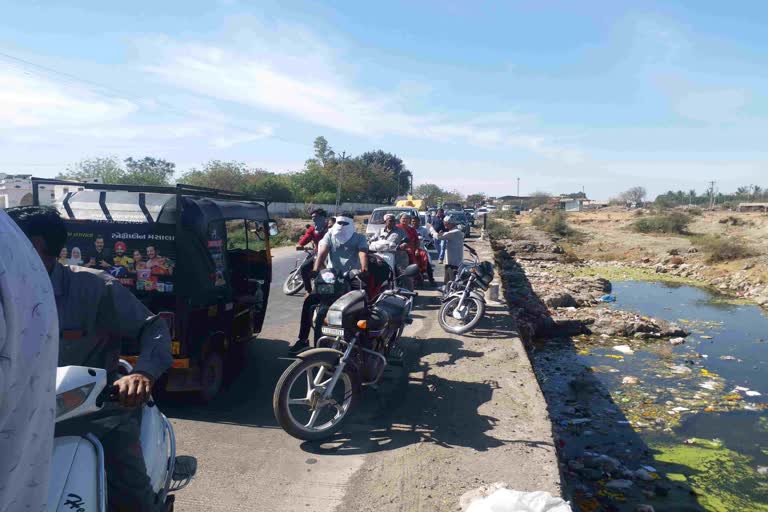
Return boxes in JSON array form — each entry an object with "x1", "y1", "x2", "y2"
[{"x1": 269, "y1": 221, "x2": 280, "y2": 237}]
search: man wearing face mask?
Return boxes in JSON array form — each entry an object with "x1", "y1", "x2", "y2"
[
  {"x1": 288, "y1": 213, "x2": 368, "y2": 354},
  {"x1": 295, "y1": 208, "x2": 329, "y2": 292}
]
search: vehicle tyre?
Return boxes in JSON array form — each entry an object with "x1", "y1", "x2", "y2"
[
  {"x1": 283, "y1": 269, "x2": 304, "y2": 295},
  {"x1": 273, "y1": 352, "x2": 359, "y2": 441},
  {"x1": 438, "y1": 295, "x2": 485, "y2": 335},
  {"x1": 198, "y1": 351, "x2": 224, "y2": 403}
]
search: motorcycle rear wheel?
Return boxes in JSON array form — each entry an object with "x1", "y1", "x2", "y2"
[
  {"x1": 283, "y1": 269, "x2": 305, "y2": 295},
  {"x1": 273, "y1": 353, "x2": 359, "y2": 441},
  {"x1": 438, "y1": 295, "x2": 485, "y2": 335}
]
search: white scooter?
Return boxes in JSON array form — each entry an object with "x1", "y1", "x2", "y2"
[{"x1": 48, "y1": 362, "x2": 196, "y2": 511}]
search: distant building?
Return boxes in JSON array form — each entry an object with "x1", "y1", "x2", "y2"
[
  {"x1": 0, "y1": 174, "x2": 34, "y2": 208},
  {"x1": 558, "y1": 198, "x2": 587, "y2": 212}
]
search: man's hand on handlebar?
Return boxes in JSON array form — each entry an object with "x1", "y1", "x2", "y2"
[{"x1": 113, "y1": 373, "x2": 153, "y2": 408}]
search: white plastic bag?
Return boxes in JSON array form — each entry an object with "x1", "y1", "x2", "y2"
[{"x1": 461, "y1": 483, "x2": 572, "y2": 512}]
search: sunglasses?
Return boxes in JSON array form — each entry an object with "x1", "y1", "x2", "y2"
[{"x1": 337, "y1": 221, "x2": 350, "y2": 226}]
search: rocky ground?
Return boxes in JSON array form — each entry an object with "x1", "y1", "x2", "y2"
[{"x1": 561, "y1": 208, "x2": 768, "y2": 309}]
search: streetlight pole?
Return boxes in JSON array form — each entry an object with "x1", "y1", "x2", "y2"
[{"x1": 517, "y1": 177, "x2": 521, "y2": 208}]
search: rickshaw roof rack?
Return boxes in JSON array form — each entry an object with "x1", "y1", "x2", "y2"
[{"x1": 31, "y1": 178, "x2": 271, "y2": 205}]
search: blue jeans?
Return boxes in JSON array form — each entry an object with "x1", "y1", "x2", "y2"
[{"x1": 438, "y1": 239, "x2": 446, "y2": 261}]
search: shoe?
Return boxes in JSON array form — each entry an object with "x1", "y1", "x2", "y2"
[
  {"x1": 438, "y1": 259, "x2": 444, "y2": 264},
  {"x1": 288, "y1": 339, "x2": 309, "y2": 354}
]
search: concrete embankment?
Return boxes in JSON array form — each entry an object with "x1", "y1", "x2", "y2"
[{"x1": 338, "y1": 236, "x2": 561, "y2": 511}]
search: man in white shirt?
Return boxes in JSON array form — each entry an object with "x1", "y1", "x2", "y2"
[
  {"x1": 429, "y1": 215, "x2": 465, "y2": 285},
  {"x1": 0, "y1": 210, "x2": 59, "y2": 512}
]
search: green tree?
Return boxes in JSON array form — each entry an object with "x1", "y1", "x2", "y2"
[
  {"x1": 58, "y1": 156, "x2": 125, "y2": 184},
  {"x1": 123, "y1": 157, "x2": 175, "y2": 186},
  {"x1": 414, "y1": 183, "x2": 445, "y2": 206},
  {"x1": 465, "y1": 193, "x2": 487, "y2": 206},
  {"x1": 180, "y1": 160, "x2": 256, "y2": 191}
]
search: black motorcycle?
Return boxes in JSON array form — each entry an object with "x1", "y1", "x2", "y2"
[
  {"x1": 273, "y1": 265, "x2": 419, "y2": 440},
  {"x1": 438, "y1": 244, "x2": 494, "y2": 334}
]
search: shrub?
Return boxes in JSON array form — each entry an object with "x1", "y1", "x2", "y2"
[
  {"x1": 531, "y1": 210, "x2": 584, "y2": 242},
  {"x1": 631, "y1": 212, "x2": 691, "y2": 234},
  {"x1": 692, "y1": 235, "x2": 757, "y2": 263},
  {"x1": 485, "y1": 218, "x2": 514, "y2": 240},
  {"x1": 687, "y1": 207, "x2": 703, "y2": 216}
]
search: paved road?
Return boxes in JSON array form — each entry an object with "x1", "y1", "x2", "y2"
[{"x1": 167, "y1": 245, "x2": 369, "y2": 512}]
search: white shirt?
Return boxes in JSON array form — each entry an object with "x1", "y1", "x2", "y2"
[{"x1": 0, "y1": 210, "x2": 59, "y2": 512}]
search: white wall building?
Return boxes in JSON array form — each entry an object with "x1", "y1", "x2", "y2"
[{"x1": 0, "y1": 174, "x2": 35, "y2": 208}]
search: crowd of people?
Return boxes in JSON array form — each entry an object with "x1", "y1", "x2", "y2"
[
  {"x1": 58, "y1": 236, "x2": 174, "y2": 276},
  {"x1": 288, "y1": 207, "x2": 466, "y2": 353}
]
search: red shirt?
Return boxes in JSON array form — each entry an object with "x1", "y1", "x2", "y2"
[
  {"x1": 298, "y1": 226, "x2": 325, "y2": 247},
  {"x1": 398, "y1": 224, "x2": 419, "y2": 249}
]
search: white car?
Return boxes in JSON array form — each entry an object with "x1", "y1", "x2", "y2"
[{"x1": 475, "y1": 207, "x2": 489, "y2": 216}]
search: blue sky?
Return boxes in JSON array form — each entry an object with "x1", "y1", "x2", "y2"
[{"x1": 1, "y1": 0, "x2": 766, "y2": 199}]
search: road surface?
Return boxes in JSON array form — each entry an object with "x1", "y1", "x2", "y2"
[{"x1": 167, "y1": 246, "x2": 368, "y2": 512}]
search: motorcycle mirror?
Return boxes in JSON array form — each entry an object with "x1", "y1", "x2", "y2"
[{"x1": 268, "y1": 220, "x2": 280, "y2": 237}]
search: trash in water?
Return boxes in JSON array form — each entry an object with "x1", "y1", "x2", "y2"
[
  {"x1": 604, "y1": 354, "x2": 624, "y2": 360},
  {"x1": 622, "y1": 376, "x2": 639, "y2": 385},
  {"x1": 670, "y1": 337, "x2": 685, "y2": 345},
  {"x1": 701, "y1": 335, "x2": 713, "y2": 339},
  {"x1": 669, "y1": 365, "x2": 692, "y2": 374},
  {"x1": 699, "y1": 381, "x2": 718, "y2": 390},
  {"x1": 719, "y1": 355, "x2": 739, "y2": 361},
  {"x1": 746, "y1": 390, "x2": 762, "y2": 397},
  {"x1": 598, "y1": 294, "x2": 616, "y2": 302},
  {"x1": 613, "y1": 345, "x2": 634, "y2": 355}
]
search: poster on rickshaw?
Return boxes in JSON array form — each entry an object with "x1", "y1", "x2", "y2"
[{"x1": 62, "y1": 221, "x2": 176, "y2": 293}]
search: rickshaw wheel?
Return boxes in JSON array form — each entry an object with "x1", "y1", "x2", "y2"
[{"x1": 198, "y1": 351, "x2": 224, "y2": 403}]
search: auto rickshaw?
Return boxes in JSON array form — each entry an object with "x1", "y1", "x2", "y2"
[{"x1": 33, "y1": 178, "x2": 277, "y2": 401}]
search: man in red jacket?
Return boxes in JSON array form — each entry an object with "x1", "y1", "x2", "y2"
[{"x1": 295, "y1": 208, "x2": 328, "y2": 292}]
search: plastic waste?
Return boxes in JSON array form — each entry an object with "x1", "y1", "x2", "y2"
[
  {"x1": 598, "y1": 294, "x2": 616, "y2": 302},
  {"x1": 613, "y1": 344, "x2": 634, "y2": 355},
  {"x1": 461, "y1": 483, "x2": 572, "y2": 512}
]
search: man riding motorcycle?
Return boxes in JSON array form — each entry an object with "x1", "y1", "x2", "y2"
[
  {"x1": 289, "y1": 214, "x2": 368, "y2": 354},
  {"x1": 295, "y1": 208, "x2": 329, "y2": 293},
  {"x1": 7, "y1": 206, "x2": 173, "y2": 512}
]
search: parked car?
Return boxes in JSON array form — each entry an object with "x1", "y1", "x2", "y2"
[
  {"x1": 365, "y1": 206, "x2": 420, "y2": 237},
  {"x1": 463, "y1": 208, "x2": 476, "y2": 225},
  {"x1": 446, "y1": 210, "x2": 471, "y2": 237},
  {"x1": 475, "y1": 207, "x2": 489, "y2": 216}
]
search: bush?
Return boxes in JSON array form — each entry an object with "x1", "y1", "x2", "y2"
[
  {"x1": 687, "y1": 207, "x2": 703, "y2": 216},
  {"x1": 631, "y1": 212, "x2": 691, "y2": 234},
  {"x1": 692, "y1": 235, "x2": 757, "y2": 263},
  {"x1": 485, "y1": 218, "x2": 514, "y2": 240},
  {"x1": 531, "y1": 210, "x2": 582, "y2": 241}
]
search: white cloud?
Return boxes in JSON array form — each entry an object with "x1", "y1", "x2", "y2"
[
  {"x1": 0, "y1": 66, "x2": 136, "y2": 128},
  {"x1": 138, "y1": 32, "x2": 578, "y2": 161},
  {"x1": 212, "y1": 126, "x2": 274, "y2": 148}
]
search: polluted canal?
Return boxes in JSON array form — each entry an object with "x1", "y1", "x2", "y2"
[{"x1": 533, "y1": 280, "x2": 768, "y2": 512}]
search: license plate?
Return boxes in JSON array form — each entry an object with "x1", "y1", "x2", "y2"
[{"x1": 321, "y1": 327, "x2": 345, "y2": 337}]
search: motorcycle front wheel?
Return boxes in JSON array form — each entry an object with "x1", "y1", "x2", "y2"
[
  {"x1": 438, "y1": 295, "x2": 485, "y2": 335},
  {"x1": 283, "y1": 269, "x2": 305, "y2": 295},
  {"x1": 273, "y1": 353, "x2": 359, "y2": 441}
]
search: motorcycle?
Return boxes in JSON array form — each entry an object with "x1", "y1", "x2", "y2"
[
  {"x1": 283, "y1": 246, "x2": 315, "y2": 295},
  {"x1": 438, "y1": 244, "x2": 494, "y2": 335},
  {"x1": 273, "y1": 265, "x2": 420, "y2": 440},
  {"x1": 48, "y1": 361, "x2": 196, "y2": 511}
]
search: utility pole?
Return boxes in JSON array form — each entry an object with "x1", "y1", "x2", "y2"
[
  {"x1": 516, "y1": 177, "x2": 521, "y2": 208},
  {"x1": 335, "y1": 151, "x2": 346, "y2": 215},
  {"x1": 708, "y1": 180, "x2": 716, "y2": 210}
]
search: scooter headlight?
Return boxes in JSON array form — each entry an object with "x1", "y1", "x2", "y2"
[{"x1": 56, "y1": 383, "x2": 95, "y2": 419}]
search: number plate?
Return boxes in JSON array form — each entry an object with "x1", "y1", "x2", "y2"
[{"x1": 321, "y1": 327, "x2": 345, "y2": 337}]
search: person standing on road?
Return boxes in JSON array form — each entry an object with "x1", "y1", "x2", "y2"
[
  {"x1": 429, "y1": 214, "x2": 465, "y2": 285},
  {"x1": 410, "y1": 215, "x2": 435, "y2": 285},
  {"x1": 0, "y1": 210, "x2": 59, "y2": 512},
  {"x1": 289, "y1": 214, "x2": 368, "y2": 353},
  {"x1": 295, "y1": 208, "x2": 329, "y2": 292},
  {"x1": 7, "y1": 205, "x2": 173, "y2": 512},
  {"x1": 432, "y1": 208, "x2": 447, "y2": 263}
]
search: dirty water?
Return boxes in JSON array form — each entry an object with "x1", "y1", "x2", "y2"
[{"x1": 534, "y1": 280, "x2": 768, "y2": 511}]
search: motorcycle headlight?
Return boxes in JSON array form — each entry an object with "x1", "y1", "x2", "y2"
[
  {"x1": 326, "y1": 310, "x2": 343, "y2": 326},
  {"x1": 320, "y1": 270, "x2": 336, "y2": 284},
  {"x1": 56, "y1": 383, "x2": 95, "y2": 419}
]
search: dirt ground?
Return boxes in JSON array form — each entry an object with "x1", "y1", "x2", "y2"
[
  {"x1": 516, "y1": 208, "x2": 768, "y2": 295},
  {"x1": 337, "y1": 238, "x2": 561, "y2": 512}
]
